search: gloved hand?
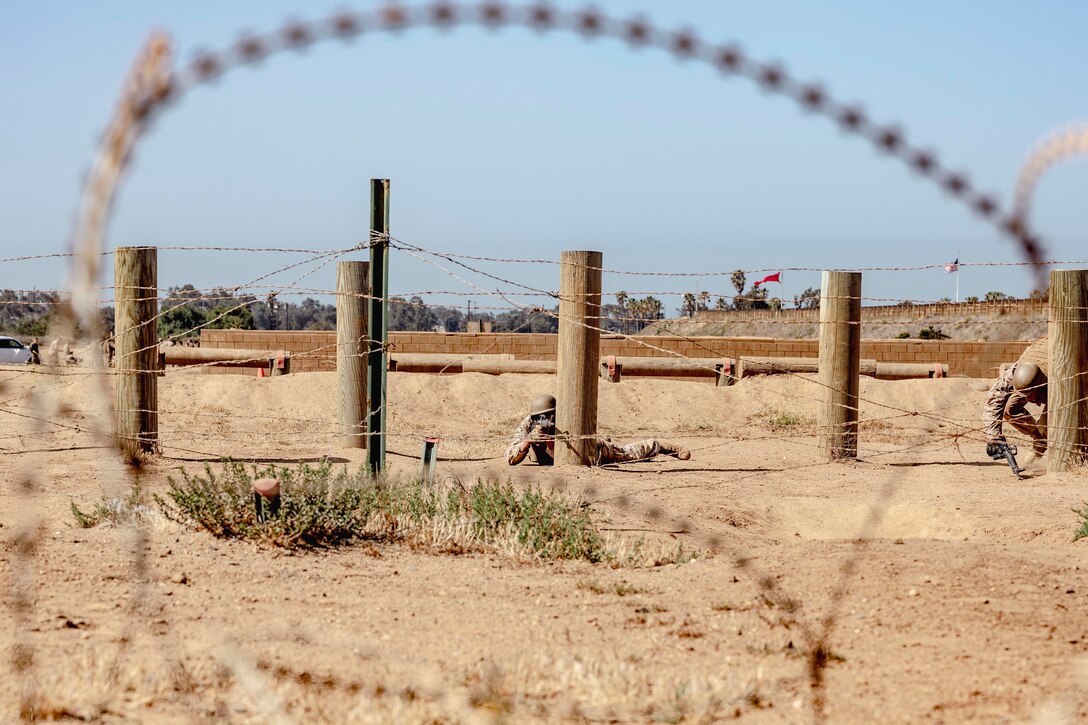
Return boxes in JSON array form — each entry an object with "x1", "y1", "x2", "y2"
[
  {"x1": 527, "y1": 424, "x2": 553, "y2": 443},
  {"x1": 985, "y1": 440, "x2": 1006, "y2": 459}
]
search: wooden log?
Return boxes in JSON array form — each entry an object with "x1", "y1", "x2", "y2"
[
  {"x1": 462, "y1": 358, "x2": 556, "y2": 375},
  {"x1": 555, "y1": 250, "x2": 602, "y2": 465},
  {"x1": 606, "y1": 357, "x2": 717, "y2": 374},
  {"x1": 818, "y1": 271, "x2": 862, "y2": 460},
  {"x1": 115, "y1": 246, "x2": 158, "y2": 457},
  {"x1": 390, "y1": 353, "x2": 514, "y2": 373},
  {"x1": 162, "y1": 346, "x2": 288, "y2": 367},
  {"x1": 336, "y1": 261, "x2": 369, "y2": 448},
  {"x1": 739, "y1": 356, "x2": 819, "y2": 376},
  {"x1": 737, "y1": 357, "x2": 878, "y2": 377},
  {"x1": 1048, "y1": 269, "x2": 1088, "y2": 472},
  {"x1": 873, "y1": 362, "x2": 950, "y2": 380}
]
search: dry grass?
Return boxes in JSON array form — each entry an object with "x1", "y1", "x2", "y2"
[
  {"x1": 69, "y1": 461, "x2": 701, "y2": 567},
  {"x1": 750, "y1": 407, "x2": 816, "y2": 433},
  {"x1": 3, "y1": 648, "x2": 767, "y2": 723}
]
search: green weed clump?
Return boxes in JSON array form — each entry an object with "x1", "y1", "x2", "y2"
[
  {"x1": 154, "y1": 459, "x2": 608, "y2": 560},
  {"x1": 1073, "y1": 502, "x2": 1088, "y2": 542},
  {"x1": 753, "y1": 407, "x2": 815, "y2": 432},
  {"x1": 70, "y1": 481, "x2": 149, "y2": 528}
]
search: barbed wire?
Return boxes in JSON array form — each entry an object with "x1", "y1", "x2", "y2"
[
  {"x1": 61, "y1": 3, "x2": 1051, "y2": 336},
  {"x1": 1013, "y1": 123, "x2": 1088, "y2": 223},
  {"x1": 13, "y1": 3, "x2": 1084, "y2": 721},
  {"x1": 388, "y1": 238, "x2": 1077, "y2": 276}
]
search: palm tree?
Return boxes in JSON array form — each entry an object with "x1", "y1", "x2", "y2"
[
  {"x1": 730, "y1": 270, "x2": 747, "y2": 311},
  {"x1": 682, "y1": 292, "x2": 696, "y2": 318},
  {"x1": 615, "y1": 291, "x2": 629, "y2": 334},
  {"x1": 697, "y1": 291, "x2": 710, "y2": 312},
  {"x1": 730, "y1": 270, "x2": 746, "y2": 296},
  {"x1": 629, "y1": 298, "x2": 645, "y2": 332}
]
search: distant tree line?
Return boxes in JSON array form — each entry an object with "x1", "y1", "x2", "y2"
[
  {"x1": 675, "y1": 270, "x2": 788, "y2": 318},
  {"x1": 155, "y1": 285, "x2": 565, "y2": 340},
  {"x1": 4, "y1": 281, "x2": 1048, "y2": 340},
  {"x1": 0, "y1": 289, "x2": 114, "y2": 337}
]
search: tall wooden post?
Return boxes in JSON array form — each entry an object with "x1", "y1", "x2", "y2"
[
  {"x1": 114, "y1": 246, "x2": 158, "y2": 458},
  {"x1": 1048, "y1": 269, "x2": 1088, "y2": 472},
  {"x1": 366, "y1": 179, "x2": 390, "y2": 474},
  {"x1": 817, "y1": 271, "x2": 862, "y2": 459},
  {"x1": 337, "y1": 261, "x2": 369, "y2": 448},
  {"x1": 555, "y1": 250, "x2": 603, "y2": 465}
]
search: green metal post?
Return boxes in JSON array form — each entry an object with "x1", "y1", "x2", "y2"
[{"x1": 367, "y1": 179, "x2": 390, "y2": 474}]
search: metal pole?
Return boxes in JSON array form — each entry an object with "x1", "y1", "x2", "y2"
[{"x1": 367, "y1": 179, "x2": 390, "y2": 474}]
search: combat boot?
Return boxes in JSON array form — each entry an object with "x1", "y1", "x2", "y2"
[{"x1": 658, "y1": 441, "x2": 691, "y2": 460}]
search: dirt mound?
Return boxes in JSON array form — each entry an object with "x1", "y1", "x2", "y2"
[{"x1": 1, "y1": 366, "x2": 1084, "y2": 722}]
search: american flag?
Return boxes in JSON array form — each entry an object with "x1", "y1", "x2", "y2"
[{"x1": 945, "y1": 258, "x2": 959, "y2": 274}]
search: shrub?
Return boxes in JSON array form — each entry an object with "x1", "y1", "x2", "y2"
[
  {"x1": 70, "y1": 481, "x2": 151, "y2": 528},
  {"x1": 157, "y1": 460, "x2": 369, "y2": 547},
  {"x1": 917, "y1": 325, "x2": 949, "y2": 340},
  {"x1": 1074, "y1": 503, "x2": 1088, "y2": 542},
  {"x1": 895, "y1": 331, "x2": 910, "y2": 339},
  {"x1": 154, "y1": 460, "x2": 609, "y2": 560}
]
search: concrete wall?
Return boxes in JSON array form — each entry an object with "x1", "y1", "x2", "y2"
[{"x1": 201, "y1": 330, "x2": 1033, "y2": 379}]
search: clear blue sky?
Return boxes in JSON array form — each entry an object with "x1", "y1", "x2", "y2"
[{"x1": 2, "y1": 1, "x2": 1087, "y2": 315}]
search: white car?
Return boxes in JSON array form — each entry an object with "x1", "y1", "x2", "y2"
[{"x1": 0, "y1": 336, "x2": 33, "y2": 364}]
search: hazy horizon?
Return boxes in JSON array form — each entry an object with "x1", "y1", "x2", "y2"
[{"x1": 3, "y1": 1, "x2": 1086, "y2": 318}]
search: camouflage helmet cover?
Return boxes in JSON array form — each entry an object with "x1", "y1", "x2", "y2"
[
  {"x1": 530, "y1": 394, "x2": 556, "y2": 416},
  {"x1": 1012, "y1": 362, "x2": 1046, "y2": 392}
]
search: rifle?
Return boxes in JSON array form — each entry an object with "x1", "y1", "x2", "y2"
[{"x1": 986, "y1": 441, "x2": 1024, "y2": 479}]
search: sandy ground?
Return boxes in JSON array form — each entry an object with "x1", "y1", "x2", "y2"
[{"x1": 1, "y1": 365, "x2": 1087, "y2": 723}]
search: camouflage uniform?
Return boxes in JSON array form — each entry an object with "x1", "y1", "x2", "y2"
[
  {"x1": 593, "y1": 438, "x2": 660, "y2": 464},
  {"x1": 983, "y1": 336, "x2": 1048, "y2": 453},
  {"x1": 506, "y1": 416, "x2": 666, "y2": 466},
  {"x1": 506, "y1": 414, "x2": 555, "y2": 466}
]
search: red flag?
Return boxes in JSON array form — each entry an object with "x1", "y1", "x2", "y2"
[{"x1": 753, "y1": 272, "x2": 781, "y2": 287}]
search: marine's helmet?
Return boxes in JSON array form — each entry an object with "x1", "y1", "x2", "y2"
[
  {"x1": 1012, "y1": 362, "x2": 1046, "y2": 393},
  {"x1": 530, "y1": 394, "x2": 556, "y2": 417}
]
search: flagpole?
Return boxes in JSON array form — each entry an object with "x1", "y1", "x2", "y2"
[{"x1": 953, "y1": 250, "x2": 961, "y2": 302}]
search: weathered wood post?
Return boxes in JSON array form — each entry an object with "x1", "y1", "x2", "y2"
[
  {"x1": 336, "y1": 261, "x2": 369, "y2": 448},
  {"x1": 555, "y1": 250, "x2": 603, "y2": 465},
  {"x1": 1048, "y1": 269, "x2": 1088, "y2": 472},
  {"x1": 817, "y1": 271, "x2": 862, "y2": 459},
  {"x1": 367, "y1": 179, "x2": 390, "y2": 474},
  {"x1": 114, "y1": 246, "x2": 158, "y2": 457}
]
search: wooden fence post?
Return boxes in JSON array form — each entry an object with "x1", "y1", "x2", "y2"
[
  {"x1": 367, "y1": 179, "x2": 390, "y2": 474},
  {"x1": 1048, "y1": 269, "x2": 1088, "y2": 472},
  {"x1": 818, "y1": 271, "x2": 862, "y2": 459},
  {"x1": 337, "y1": 261, "x2": 369, "y2": 448},
  {"x1": 555, "y1": 250, "x2": 602, "y2": 465},
  {"x1": 114, "y1": 246, "x2": 158, "y2": 458}
]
